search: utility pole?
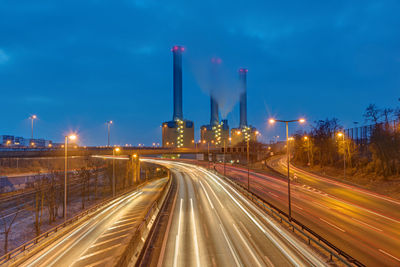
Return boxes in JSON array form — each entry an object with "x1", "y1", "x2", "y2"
[
  {"x1": 223, "y1": 139, "x2": 226, "y2": 176},
  {"x1": 106, "y1": 120, "x2": 113, "y2": 147},
  {"x1": 247, "y1": 139, "x2": 250, "y2": 191},
  {"x1": 269, "y1": 118, "x2": 306, "y2": 221}
]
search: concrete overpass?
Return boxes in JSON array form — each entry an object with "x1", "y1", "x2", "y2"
[{"x1": 0, "y1": 146, "x2": 255, "y2": 158}]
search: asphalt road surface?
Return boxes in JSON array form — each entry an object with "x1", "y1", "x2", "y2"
[
  {"x1": 11, "y1": 177, "x2": 167, "y2": 267},
  {"x1": 143, "y1": 159, "x2": 326, "y2": 267},
  {"x1": 216, "y1": 156, "x2": 400, "y2": 266}
]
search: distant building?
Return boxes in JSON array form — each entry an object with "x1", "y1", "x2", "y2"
[
  {"x1": 230, "y1": 68, "x2": 259, "y2": 146},
  {"x1": 162, "y1": 45, "x2": 195, "y2": 148},
  {"x1": 0, "y1": 135, "x2": 53, "y2": 148}
]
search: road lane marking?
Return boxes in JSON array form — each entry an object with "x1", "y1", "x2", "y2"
[
  {"x1": 319, "y1": 218, "x2": 345, "y2": 232},
  {"x1": 27, "y1": 191, "x2": 141, "y2": 266},
  {"x1": 239, "y1": 220, "x2": 251, "y2": 237},
  {"x1": 292, "y1": 204, "x2": 303, "y2": 210},
  {"x1": 264, "y1": 255, "x2": 275, "y2": 267},
  {"x1": 219, "y1": 224, "x2": 241, "y2": 267},
  {"x1": 268, "y1": 192, "x2": 279, "y2": 198},
  {"x1": 203, "y1": 179, "x2": 224, "y2": 208},
  {"x1": 190, "y1": 198, "x2": 201, "y2": 267},
  {"x1": 200, "y1": 170, "x2": 301, "y2": 267},
  {"x1": 80, "y1": 256, "x2": 113, "y2": 267},
  {"x1": 199, "y1": 180, "x2": 214, "y2": 209},
  {"x1": 351, "y1": 218, "x2": 383, "y2": 232},
  {"x1": 379, "y1": 249, "x2": 400, "y2": 262},
  {"x1": 78, "y1": 243, "x2": 121, "y2": 260},
  {"x1": 108, "y1": 221, "x2": 137, "y2": 230},
  {"x1": 173, "y1": 199, "x2": 183, "y2": 267},
  {"x1": 89, "y1": 234, "x2": 129, "y2": 248},
  {"x1": 100, "y1": 228, "x2": 130, "y2": 238},
  {"x1": 203, "y1": 169, "x2": 324, "y2": 267},
  {"x1": 233, "y1": 223, "x2": 262, "y2": 267},
  {"x1": 312, "y1": 201, "x2": 330, "y2": 210}
]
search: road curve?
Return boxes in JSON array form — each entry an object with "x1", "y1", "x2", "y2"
[
  {"x1": 143, "y1": 159, "x2": 326, "y2": 267},
  {"x1": 10, "y1": 178, "x2": 167, "y2": 267},
  {"x1": 218, "y1": 157, "x2": 400, "y2": 266}
]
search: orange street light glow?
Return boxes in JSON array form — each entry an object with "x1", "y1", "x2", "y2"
[
  {"x1": 299, "y1": 118, "x2": 306, "y2": 123},
  {"x1": 337, "y1": 132, "x2": 344, "y2": 137},
  {"x1": 269, "y1": 119, "x2": 276, "y2": 124}
]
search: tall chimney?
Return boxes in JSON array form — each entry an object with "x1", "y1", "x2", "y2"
[
  {"x1": 210, "y1": 57, "x2": 221, "y2": 126},
  {"x1": 210, "y1": 94, "x2": 219, "y2": 125},
  {"x1": 172, "y1": 45, "x2": 184, "y2": 121},
  {"x1": 239, "y1": 68, "x2": 248, "y2": 128}
]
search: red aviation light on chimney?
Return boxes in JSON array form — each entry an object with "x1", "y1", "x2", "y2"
[{"x1": 171, "y1": 45, "x2": 185, "y2": 52}]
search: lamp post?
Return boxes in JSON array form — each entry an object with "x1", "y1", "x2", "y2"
[
  {"x1": 304, "y1": 136, "x2": 311, "y2": 166},
  {"x1": 337, "y1": 132, "x2": 346, "y2": 178},
  {"x1": 269, "y1": 118, "x2": 305, "y2": 221},
  {"x1": 113, "y1": 147, "x2": 120, "y2": 197},
  {"x1": 64, "y1": 134, "x2": 77, "y2": 221},
  {"x1": 247, "y1": 138, "x2": 250, "y2": 191},
  {"x1": 207, "y1": 142, "x2": 210, "y2": 169},
  {"x1": 29, "y1": 115, "x2": 37, "y2": 141},
  {"x1": 223, "y1": 139, "x2": 227, "y2": 176},
  {"x1": 106, "y1": 120, "x2": 113, "y2": 147}
]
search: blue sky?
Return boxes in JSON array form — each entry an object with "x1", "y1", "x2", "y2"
[{"x1": 1, "y1": 0, "x2": 399, "y2": 145}]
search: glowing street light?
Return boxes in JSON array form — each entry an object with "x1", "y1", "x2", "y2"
[
  {"x1": 337, "y1": 132, "x2": 346, "y2": 178},
  {"x1": 304, "y1": 136, "x2": 311, "y2": 166},
  {"x1": 106, "y1": 121, "x2": 113, "y2": 147},
  {"x1": 112, "y1": 147, "x2": 121, "y2": 197},
  {"x1": 29, "y1": 115, "x2": 37, "y2": 140},
  {"x1": 268, "y1": 117, "x2": 306, "y2": 221},
  {"x1": 64, "y1": 133, "x2": 78, "y2": 221}
]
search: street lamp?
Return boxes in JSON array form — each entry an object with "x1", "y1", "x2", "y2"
[
  {"x1": 207, "y1": 142, "x2": 210, "y2": 169},
  {"x1": 29, "y1": 115, "x2": 37, "y2": 141},
  {"x1": 247, "y1": 138, "x2": 250, "y2": 190},
  {"x1": 64, "y1": 134, "x2": 77, "y2": 221},
  {"x1": 304, "y1": 136, "x2": 311, "y2": 166},
  {"x1": 113, "y1": 147, "x2": 120, "y2": 197},
  {"x1": 269, "y1": 118, "x2": 306, "y2": 221},
  {"x1": 337, "y1": 132, "x2": 346, "y2": 178},
  {"x1": 223, "y1": 139, "x2": 227, "y2": 176},
  {"x1": 106, "y1": 120, "x2": 113, "y2": 147}
]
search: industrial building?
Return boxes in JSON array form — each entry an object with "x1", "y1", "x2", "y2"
[
  {"x1": 0, "y1": 135, "x2": 52, "y2": 147},
  {"x1": 162, "y1": 45, "x2": 194, "y2": 148},
  {"x1": 200, "y1": 58, "x2": 230, "y2": 147},
  {"x1": 230, "y1": 68, "x2": 259, "y2": 146}
]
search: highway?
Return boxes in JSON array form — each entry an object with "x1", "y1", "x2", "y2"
[
  {"x1": 10, "y1": 177, "x2": 168, "y2": 267},
  {"x1": 142, "y1": 159, "x2": 326, "y2": 267},
  {"x1": 216, "y1": 157, "x2": 400, "y2": 266}
]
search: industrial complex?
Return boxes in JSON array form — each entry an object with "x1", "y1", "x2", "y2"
[{"x1": 161, "y1": 46, "x2": 258, "y2": 148}]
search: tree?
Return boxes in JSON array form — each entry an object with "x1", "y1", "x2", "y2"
[{"x1": 0, "y1": 198, "x2": 23, "y2": 254}]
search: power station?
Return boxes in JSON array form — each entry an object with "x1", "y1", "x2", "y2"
[
  {"x1": 162, "y1": 46, "x2": 194, "y2": 148},
  {"x1": 200, "y1": 58, "x2": 230, "y2": 147},
  {"x1": 162, "y1": 47, "x2": 258, "y2": 148},
  {"x1": 230, "y1": 68, "x2": 259, "y2": 146}
]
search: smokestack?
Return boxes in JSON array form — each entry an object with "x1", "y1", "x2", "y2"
[
  {"x1": 210, "y1": 57, "x2": 221, "y2": 126},
  {"x1": 239, "y1": 68, "x2": 248, "y2": 128},
  {"x1": 210, "y1": 94, "x2": 219, "y2": 125},
  {"x1": 172, "y1": 45, "x2": 184, "y2": 121}
]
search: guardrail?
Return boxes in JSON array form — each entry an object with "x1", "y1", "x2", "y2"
[
  {"x1": 117, "y1": 175, "x2": 173, "y2": 266},
  {"x1": 212, "y1": 169, "x2": 365, "y2": 267},
  {"x1": 0, "y1": 180, "x2": 153, "y2": 265}
]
